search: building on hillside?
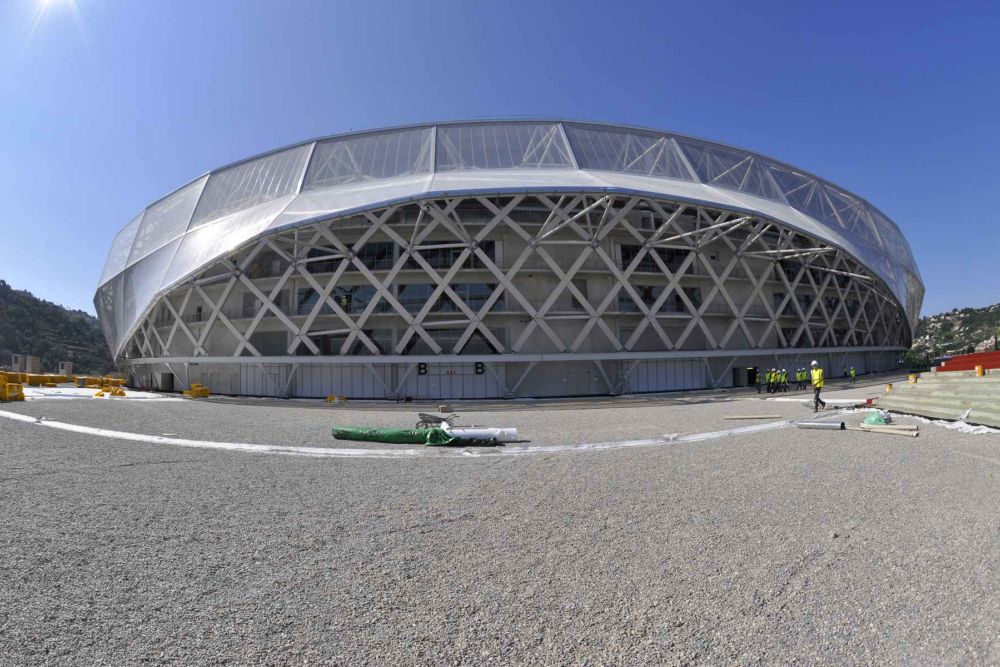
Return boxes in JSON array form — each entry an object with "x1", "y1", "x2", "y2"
[
  {"x1": 94, "y1": 120, "x2": 924, "y2": 398},
  {"x1": 11, "y1": 354, "x2": 41, "y2": 374},
  {"x1": 975, "y1": 336, "x2": 998, "y2": 353}
]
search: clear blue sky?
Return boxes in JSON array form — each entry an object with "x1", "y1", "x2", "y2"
[{"x1": 1, "y1": 0, "x2": 997, "y2": 317}]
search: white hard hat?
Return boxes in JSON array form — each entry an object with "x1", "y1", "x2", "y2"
[{"x1": 810, "y1": 360, "x2": 818, "y2": 366}]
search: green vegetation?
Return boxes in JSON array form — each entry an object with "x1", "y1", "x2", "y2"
[
  {"x1": 911, "y1": 302, "x2": 1000, "y2": 358},
  {"x1": 0, "y1": 280, "x2": 114, "y2": 374}
]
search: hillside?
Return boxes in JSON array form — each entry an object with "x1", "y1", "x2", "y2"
[
  {"x1": 0, "y1": 280, "x2": 115, "y2": 375},
  {"x1": 912, "y1": 302, "x2": 1000, "y2": 358}
]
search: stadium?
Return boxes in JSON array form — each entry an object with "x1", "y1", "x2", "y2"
[{"x1": 94, "y1": 120, "x2": 923, "y2": 399}]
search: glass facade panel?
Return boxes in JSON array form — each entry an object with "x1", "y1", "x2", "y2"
[
  {"x1": 397, "y1": 283, "x2": 435, "y2": 313},
  {"x1": 406, "y1": 240, "x2": 495, "y2": 269},
  {"x1": 330, "y1": 285, "x2": 387, "y2": 314},
  {"x1": 437, "y1": 283, "x2": 501, "y2": 313},
  {"x1": 620, "y1": 245, "x2": 691, "y2": 273}
]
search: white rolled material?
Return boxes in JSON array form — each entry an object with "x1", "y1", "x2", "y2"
[{"x1": 443, "y1": 423, "x2": 518, "y2": 442}]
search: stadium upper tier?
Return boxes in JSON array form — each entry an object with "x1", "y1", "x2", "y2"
[{"x1": 95, "y1": 120, "x2": 923, "y2": 358}]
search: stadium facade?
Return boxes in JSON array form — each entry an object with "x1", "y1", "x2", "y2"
[{"x1": 95, "y1": 120, "x2": 923, "y2": 398}]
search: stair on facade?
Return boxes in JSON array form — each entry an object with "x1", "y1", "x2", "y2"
[{"x1": 876, "y1": 371, "x2": 1000, "y2": 427}]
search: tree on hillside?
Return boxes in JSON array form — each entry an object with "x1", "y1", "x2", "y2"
[{"x1": 0, "y1": 280, "x2": 115, "y2": 374}]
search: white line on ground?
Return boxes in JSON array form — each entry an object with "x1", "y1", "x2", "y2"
[
  {"x1": 0, "y1": 409, "x2": 791, "y2": 460},
  {"x1": 767, "y1": 397, "x2": 867, "y2": 404}
]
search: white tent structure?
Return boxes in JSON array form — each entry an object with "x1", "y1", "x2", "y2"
[{"x1": 95, "y1": 120, "x2": 922, "y2": 398}]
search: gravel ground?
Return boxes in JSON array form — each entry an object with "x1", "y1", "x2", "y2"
[{"x1": 3, "y1": 382, "x2": 1000, "y2": 664}]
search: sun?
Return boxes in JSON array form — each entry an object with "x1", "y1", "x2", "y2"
[{"x1": 21, "y1": 0, "x2": 85, "y2": 60}]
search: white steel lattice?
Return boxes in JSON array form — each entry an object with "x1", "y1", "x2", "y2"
[{"x1": 122, "y1": 193, "x2": 907, "y2": 369}]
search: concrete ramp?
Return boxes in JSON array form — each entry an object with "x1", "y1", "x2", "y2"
[{"x1": 877, "y1": 371, "x2": 1000, "y2": 427}]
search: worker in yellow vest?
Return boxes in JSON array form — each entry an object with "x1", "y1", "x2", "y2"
[
  {"x1": 849, "y1": 366, "x2": 856, "y2": 384},
  {"x1": 810, "y1": 360, "x2": 827, "y2": 412}
]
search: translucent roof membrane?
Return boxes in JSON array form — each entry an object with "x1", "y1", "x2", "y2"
[
  {"x1": 564, "y1": 124, "x2": 694, "y2": 181},
  {"x1": 128, "y1": 175, "x2": 207, "y2": 265},
  {"x1": 304, "y1": 127, "x2": 433, "y2": 189},
  {"x1": 435, "y1": 123, "x2": 574, "y2": 171},
  {"x1": 99, "y1": 212, "x2": 143, "y2": 286},
  {"x1": 96, "y1": 120, "x2": 923, "y2": 357},
  {"x1": 189, "y1": 143, "x2": 312, "y2": 228},
  {"x1": 675, "y1": 137, "x2": 786, "y2": 202},
  {"x1": 122, "y1": 239, "x2": 180, "y2": 344}
]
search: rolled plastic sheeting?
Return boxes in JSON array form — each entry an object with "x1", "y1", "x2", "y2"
[
  {"x1": 331, "y1": 423, "x2": 517, "y2": 446},
  {"x1": 796, "y1": 421, "x2": 846, "y2": 430},
  {"x1": 445, "y1": 426, "x2": 518, "y2": 442},
  {"x1": 332, "y1": 426, "x2": 459, "y2": 446}
]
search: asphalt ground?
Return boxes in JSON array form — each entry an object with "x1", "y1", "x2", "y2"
[{"x1": 2, "y1": 379, "x2": 1000, "y2": 664}]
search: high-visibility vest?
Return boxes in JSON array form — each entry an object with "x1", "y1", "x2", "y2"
[
  {"x1": 850, "y1": 368, "x2": 856, "y2": 378},
  {"x1": 811, "y1": 367, "x2": 824, "y2": 388}
]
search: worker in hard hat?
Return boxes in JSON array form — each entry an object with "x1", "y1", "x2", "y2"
[
  {"x1": 769, "y1": 368, "x2": 777, "y2": 393},
  {"x1": 781, "y1": 369, "x2": 788, "y2": 392},
  {"x1": 810, "y1": 360, "x2": 827, "y2": 412},
  {"x1": 850, "y1": 366, "x2": 856, "y2": 384}
]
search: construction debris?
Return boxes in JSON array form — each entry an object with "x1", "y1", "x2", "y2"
[
  {"x1": 796, "y1": 420, "x2": 846, "y2": 430},
  {"x1": 333, "y1": 416, "x2": 517, "y2": 446},
  {"x1": 724, "y1": 415, "x2": 782, "y2": 420},
  {"x1": 863, "y1": 410, "x2": 893, "y2": 425},
  {"x1": 858, "y1": 423, "x2": 919, "y2": 437}
]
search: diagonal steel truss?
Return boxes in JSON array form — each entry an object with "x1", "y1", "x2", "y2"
[{"x1": 123, "y1": 193, "x2": 907, "y2": 366}]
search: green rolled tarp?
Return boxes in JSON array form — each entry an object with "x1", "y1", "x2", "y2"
[{"x1": 332, "y1": 426, "x2": 461, "y2": 446}]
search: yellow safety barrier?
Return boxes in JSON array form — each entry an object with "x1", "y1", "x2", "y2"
[
  {"x1": 0, "y1": 372, "x2": 25, "y2": 402},
  {"x1": 182, "y1": 383, "x2": 211, "y2": 398},
  {"x1": 2, "y1": 383, "x2": 25, "y2": 401}
]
